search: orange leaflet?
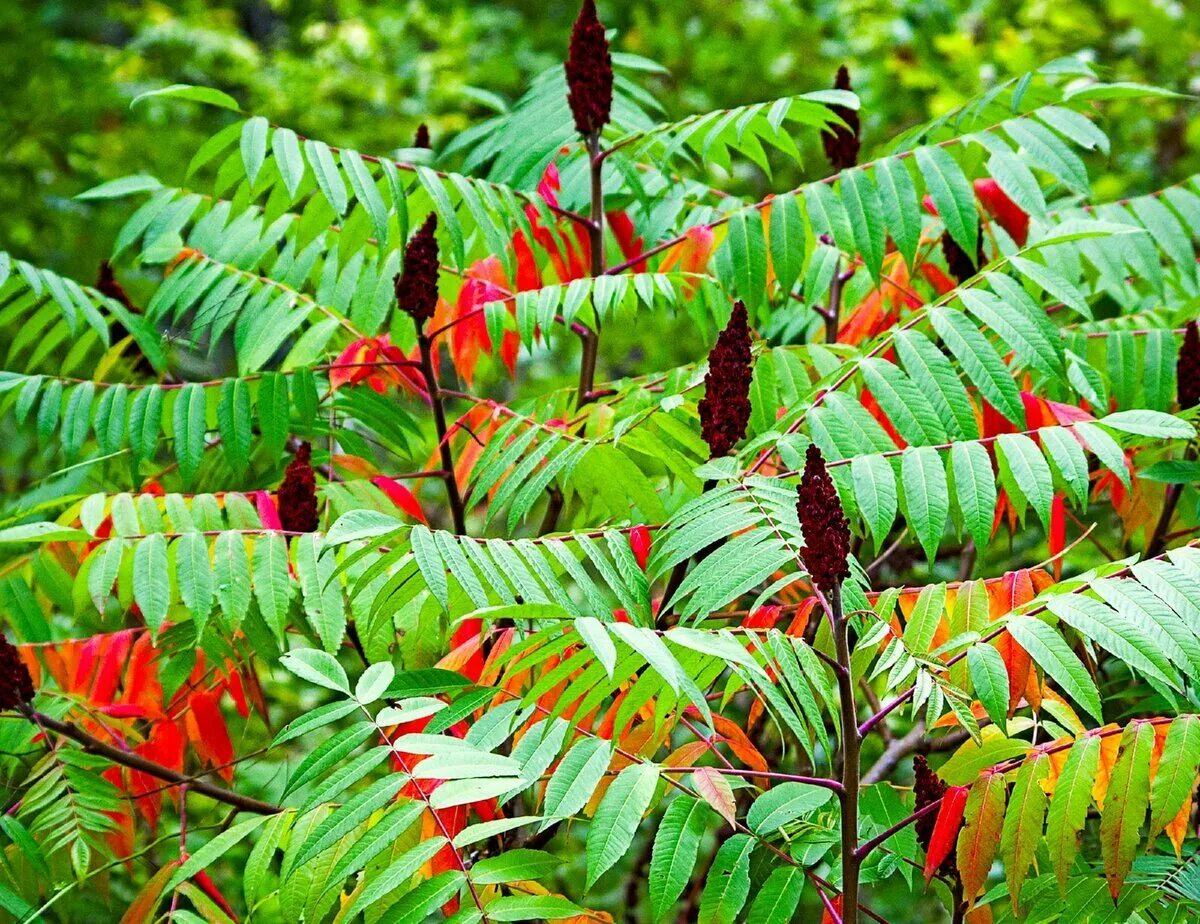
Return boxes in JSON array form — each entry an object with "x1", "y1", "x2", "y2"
[
  {"x1": 658, "y1": 225, "x2": 715, "y2": 295},
  {"x1": 924, "y1": 784, "x2": 969, "y2": 883},
  {"x1": 988, "y1": 569, "x2": 1054, "y2": 713},
  {"x1": 838, "y1": 253, "x2": 921, "y2": 347},
  {"x1": 1091, "y1": 724, "x2": 1123, "y2": 809}
]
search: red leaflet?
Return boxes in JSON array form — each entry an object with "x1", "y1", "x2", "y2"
[
  {"x1": 193, "y1": 870, "x2": 237, "y2": 919},
  {"x1": 1049, "y1": 494, "x2": 1067, "y2": 580},
  {"x1": 924, "y1": 785, "x2": 970, "y2": 882},
  {"x1": 974, "y1": 178, "x2": 1029, "y2": 246},
  {"x1": 372, "y1": 476, "x2": 429, "y2": 524},
  {"x1": 187, "y1": 690, "x2": 234, "y2": 782},
  {"x1": 741, "y1": 605, "x2": 780, "y2": 630},
  {"x1": 450, "y1": 618, "x2": 485, "y2": 682},
  {"x1": 629, "y1": 525, "x2": 651, "y2": 571},
  {"x1": 607, "y1": 210, "x2": 645, "y2": 271}
]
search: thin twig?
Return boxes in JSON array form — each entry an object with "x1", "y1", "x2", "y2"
[{"x1": 19, "y1": 706, "x2": 280, "y2": 815}]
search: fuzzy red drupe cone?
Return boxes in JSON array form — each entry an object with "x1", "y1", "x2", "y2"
[
  {"x1": 821, "y1": 65, "x2": 861, "y2": 171},
  {"x1": 797, "y1": 444, "x2": 851, "y2": 595},
  {"x1": 698, "y1": 301, "x2": 753, "y2": 458},
  {"x1": 913, "y1": 755, "x2": 958, "y2": 877},
  {"x1": 0, "y1": 636, "x2": 34, "y2": 711},
  {"x1": 97, "y1": 260, "x2": 135, "y2": 310},
  {"x1": 413, "y1": 123, "x2": 431, "y2": 149},
  {"x1": 565, "y1": 0, "x2": 612, "y2": 137},
  {"x1": 278, "y1": 442, "x2": 320, "y2": 534},
  {"x1": 395, "y1": 214, "x2": 440, "y2": 326},
  {"x1": 941, "y1": 223, "x2": 985, "y2": 285},
  {"x1": 1178, "y1": 319, "x2": 1200, "y2": 410}
]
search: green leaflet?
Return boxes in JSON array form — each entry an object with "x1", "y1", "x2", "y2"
[
  {"x1": 768, "y1": 191, "x2": 804, "y2": 298},
  {"x1": 213, "y1": 530, "x2": 251, "y2": 629},
  {"x1": 930, "y1": 306, "x2": 1024, "y2": 425},
  {"x1": 303, "y1": 138, "x2": 348, "y2": 216},
  {"x1": 1100, "y1": 721, "x2": 1154, "y2": 898},
  {"x1": 167, "y1": 814, "x2": 272, "y2": 891},
  {"x1": 586, "y1": 763, "x2": 659, "y2": 889},
  {"x1": 295, "y1": 533, "x2": 346, "y2": 652},
  {"x1": 1007, "y1": 615, "x2": 1103, "y2": 723},
  {"x1": 173, "y1": 531, "x2": 213, "y2": 638},
  {"x1": 339, "y1": 838, "x2": 451, "y2": 921},
  {"x1": 851, "y1": 454, "x2": 897, "y2": 549},
  {"x1": 697, "y1": 833, "x2": 754, "y2": 924},
  {"x1": 541, "y1": 737, "x2": 612, "y2": 826},
  {"x1": 841, "y1": 168, "x2": 885, "y2": 283},
  {"x1": 874, "y1": 157, "x2": 921, "y2": 270},
  {"x1": 900, "y1": 446, "x2": 949, "y2": 564},
  {"x1": 649, "y1": 796, "x2": 711, "y2": 923},
  {"x1": 746, "y1": 866, "x2": 805, "y2": 924},
  {"x1": 172, "y1": 382, "x2": 207, "y2": 488},
  {"x1": 950, "y1": 440, "x2": 996, "y2": 553},
  {"x1": 715, "y1": 208, "x2": 767, "y2": 313},
  {"x1": 253, "y1": 532, "x2": 292, "y2": 643},
  {"x1": 240, "y1": 116, "x2": 269, "y2": 185},
  {"x1": 1001, "y1": 752, "x2": 1050, "y2": 916},
  {"x1": 133, "y1": 534, "x2": 170, "y2": 633},
  {"x1": 294, "y1": 768, "x2": 409, "y2": 864},
  {"x1": 893, "y1": 328, "x2": 979, "y2": 440},
  {"x1": 902, "y1": 582, "x2": 947, "y2": 656},
  {"x1": 916, "y1": 145, "x2": 978, "y2": 255},
  {"x1": 1045, "y1": 733, "x2": 1101, "y2": 891},
  {"x1": 967, "y1": 644, "x2": 1009, "y2": 735},
  {"x1": 1148, "y1": 715, "x2": 1200, "y2": 844},
  {"x1": 996, "y1": 432, "x2": 1054, "y2": 530},
  {"x1": 746, "y1": 781, "x2": 834, "y2": 834}
]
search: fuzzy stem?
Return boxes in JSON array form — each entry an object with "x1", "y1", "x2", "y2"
[
  {"x1": 831, "y1": 583, "x2": 861, "y2": 923},
  {"x1": 417, "y1": 329, "x2": 467, "y2": 534},
  {"x1": 21, "y1": 706, "x2": 280, "y2": 816},
  {"x1": 1147, "y1": 443, "x2": 1195, "y2": 556},
  {"x1": 659, "y1": 479, "x2": 718, "y2": 621},
  {"x1": 818, "y1": 256, "x2": 852, "y2": 344},
  {"x1": 576, "y1": 132, "x2": 605, "y2": 409}
]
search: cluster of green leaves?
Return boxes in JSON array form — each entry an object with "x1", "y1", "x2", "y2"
[{"x1": 1, "y1": 7, "x2": 1200, "y2": 921}]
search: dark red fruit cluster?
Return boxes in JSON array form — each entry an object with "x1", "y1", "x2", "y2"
[
  {"x1": 395, "y1": 214, "x2": 440, "y2": 325},
  {"x1": 1178, "y1": 320, "x2": 1200, "y2": 410},
  {"x1": 941, "y1": 225, "x2": 985, "y2": 285},
  {"x1": 0, "y1": 636, "x2": 34, "y2": 711},
  {"x1": 821, "y1": 65, "x2": 861, "y2": 171},
  {"x1": 278, "y1": 442, "x2": 320, "y2": 534},
  {"x1": 698, "y1": 301, "x2": 753, "y2": 458},
  {"x1": 565, "y1": 0, "x2": 612, "y2": 137},
  {"x1": 96, "y1": 260, "x2": 134, "y2": 310},
  {"x1": 413, "y1": 123, "x2": 431, "y2": 149},
  {"x1": 797, "y1": 444, "x2": 851, "y2": 595}
]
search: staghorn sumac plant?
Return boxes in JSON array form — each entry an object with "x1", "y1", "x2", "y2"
[{"x1": 1, "y1": 2, "x2": 1200, "y2": 922}]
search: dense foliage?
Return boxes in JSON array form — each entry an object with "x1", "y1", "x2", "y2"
[{"x1": 2, "y1": 2, "x2": 1200, "y2": 922}]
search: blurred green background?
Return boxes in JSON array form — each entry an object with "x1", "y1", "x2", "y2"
[{"x1": 4, "y1": 0, "x2": 1198, "y2": 286}]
